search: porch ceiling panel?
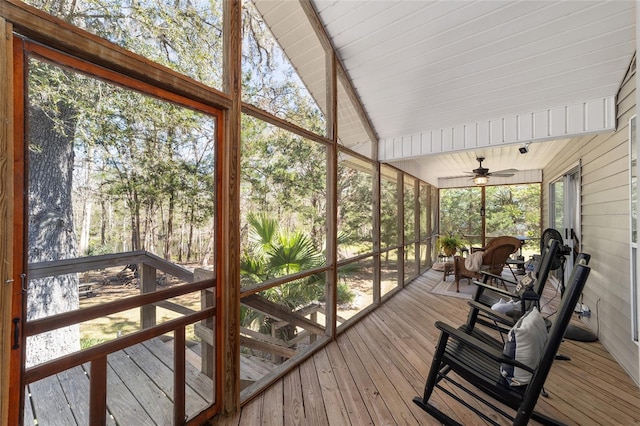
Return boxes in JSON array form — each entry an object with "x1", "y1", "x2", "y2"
[{"x1": 255, "y1": 0, "x2": 635, "y2": 185}]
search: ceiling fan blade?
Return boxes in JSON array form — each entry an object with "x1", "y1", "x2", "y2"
[
  {"x1": 490, "y1": 168, "x2": 518, "y2": 175},
  {"x1": 490, "y1": 172, "x2": 515, "y2": 177},
  {"x1": 441, "y1": 175, "x2": 469, "y2": 180}
]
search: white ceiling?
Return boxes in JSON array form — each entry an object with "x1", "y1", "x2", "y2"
[{"x1": 258, "y1": 0, "x2": 636, "y2": 186}]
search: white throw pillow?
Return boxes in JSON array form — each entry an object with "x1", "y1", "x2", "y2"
[
  {"x1": 500, "y1": 307, "x2": 548, "y2": 386},
  {"x1": 491, "y1": 298, "x2": 519, "y2": 314}
]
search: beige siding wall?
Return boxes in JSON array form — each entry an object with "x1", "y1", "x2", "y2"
[{"x1": 542, "y1": 66, "x2": 639, "y2": 385}]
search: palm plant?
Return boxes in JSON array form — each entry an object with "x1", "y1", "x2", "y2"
[{"x1": 240, "y1": 213, "x2": 355, "y2": 338}]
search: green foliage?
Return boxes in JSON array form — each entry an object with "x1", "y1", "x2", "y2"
[
  {"x1": 80, "y1": 337, "x2": 107, "y2": 350},
  {"x1": 241, "y1": 115, "x2": 328, "y2": 250},
  {"x1": 485, "y1": 185, "x2": 541, "y2": 238},
  {"x1": 380, "y1": 169, "x2": 399, "y2": 247},
  {"x1": 240, "y1": 214, "x2": 356, "y2": 323},
  {"x1": 440, "y1": 184, "x2": 541, "y2": 245},
  {"x1": 337, "y1": 281, "x2": 355, "y2": 305},
  {"x1": 439, "y1": 187, "x2": 482, "y2": 243},
  {"x1": 337, "y1": 160, "x2": 374, "y2": 253},
  {"x1": 27, "y1": 0, "x2": 224, "y2": 89}
]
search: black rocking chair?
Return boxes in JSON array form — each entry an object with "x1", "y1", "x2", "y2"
[
  {"x1": 466, "y1": 238, "x2": 561, "y2": 335},
  {"x1": 412, "y1": 263, "x2": 591, "y2": 426}
]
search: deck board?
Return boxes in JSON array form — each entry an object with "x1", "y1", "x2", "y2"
[
  {"x1": 109, "y1": 350, "x2": 175, "y2": 424},
  {"x1": 299, "y1": 357, "x2": 330, "y2": 425},
  {"x1": 282, "y1": 368, "x2": 304, "y2": 425},
  {"x1": 28, "y1": 373, "x2": 78, "y2": 425},
  {"x1": 322, "y1": 343, "x2": 370, "y2": 425},
  {"x1": 217, "y1": 269, "x2": 640, "y2": 426},
  {"x1": 334, "y1": 333, "x2": 397, "y2": 424}
]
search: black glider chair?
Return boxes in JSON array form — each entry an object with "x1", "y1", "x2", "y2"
[{"x1": 412, "y1": 262, "x2": 591, "y2": 426}]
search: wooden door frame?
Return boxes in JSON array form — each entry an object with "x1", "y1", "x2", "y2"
[{"x1": 5, "y1": 34, "x2": 227, "y2": 425}]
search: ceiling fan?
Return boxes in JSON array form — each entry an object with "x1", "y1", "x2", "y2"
[{"x1": 447, "y1": 156, "x2": 518, "y2": 185}]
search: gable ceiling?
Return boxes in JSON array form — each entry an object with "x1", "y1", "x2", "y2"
[{"x1": 257, "y1": 0, "x2": 636, "y2": 186}]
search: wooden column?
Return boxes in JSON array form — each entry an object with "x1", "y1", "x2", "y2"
[
  {"x1": 325, "y1": 49, "x2": 337, "y2": 337},
  {"x1": 139, "y1": 263, "x2": 157, "y2": 328},
  {"x1": 397, "y1": 172, "x2": 404, "y2": 286},
  {"x1": 413, "y1": 178, "x2": 420, "y2": 276},
  {"x1": 0, "y1": 17, "x2": 15, "y2": 426},
  {"x1": 220, "y1": 0, "x2": 242, "y2": 414}
]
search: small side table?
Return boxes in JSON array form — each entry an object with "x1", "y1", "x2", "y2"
[{"x1": 443, "y1": 261, "x2": 454, "y2": 282}]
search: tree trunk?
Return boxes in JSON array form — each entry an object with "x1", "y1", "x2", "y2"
[
  {"x1": 187, "y1": 207, "x2": 195, "y2": 261},
  {"x1": 164, "y1": 193, "x2": 174, "y2": 260},
  {"x1": 27, "y1": 103, "x2": 80, "y2": 366},
  {"x1": 78, "y1": 146, "x2": 93, "y2": 255}
]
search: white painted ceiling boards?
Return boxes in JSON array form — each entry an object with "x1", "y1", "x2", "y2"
[{"x1": 257, "y1": 0, "x2": 636, "y2": 186}]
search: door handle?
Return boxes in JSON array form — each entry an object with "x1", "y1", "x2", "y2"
[{"x1": 12, "y1": 318, "x2": 19, "y2": 349}]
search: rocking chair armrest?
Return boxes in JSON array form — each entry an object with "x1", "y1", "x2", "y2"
[
  {"x1": 478, "y1": 271, "x2": 518, "y2": 287},
  {"x1": 435, "y1": 321, "x2": 534, "y2": 373},
  {"x1": 467, "y1": 301, "x2": 516, "y2": 327},
  {"x1": 471, "y1": 279, "x2": 516, "y2": 299}
]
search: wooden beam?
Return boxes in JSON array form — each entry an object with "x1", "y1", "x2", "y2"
[
  {"x1": 241, "y1": 294, "x2": 325, "y2": 336},
  {"x1": 0, "y1": 17, "x2": 15, "y2": 426},
  {"x1": 153, "y1": 300, "x2": 196, "y2": 316},
  {"x1": 8, "y1": 32, "x2": 24, "y2": 426},
  {"x1": 24, "y1": 307, "x2": 214, "y2": 384},
  {"x1": 27, "y1": 251, "x2": 194, "y2": 282},
  {"x1": 26, "y1": 279, "x2": 213, "y2": 337},
  {"x1": 220, "y1": 0, "x2": 242, "y2": 414},
  {"x1": 239, "y1": 335, "x2": 296, "y2": 360},
  {"x1": 324, "y1": 48, "x2": 338, "y2": 338},
  {"x1": 241, "y1": 103, "x2": 330, "y2": 147}
]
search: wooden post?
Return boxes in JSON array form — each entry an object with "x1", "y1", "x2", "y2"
[
  {"x1": 310, "y1": 311, "x2": 317, "y2": 344},
  {"x1": 173, "y1": 327, "x2": 186, "y2": 425},
  {"x1": 220, "y1": 0, "x2": 242, "y2": 413},
  {"x1": 139, "y1": 263, "x2": 156, "y2": 329},
  {"x1": 413, "y1": 178, "x2": 420, "y2": 278},
  {"x1": 195, "y1": 268, "x2": 215, "y2": 378},
  {"x1": 89, "y1": 357, "x2": 107, "y2": 426},
  {"x1": 397, "y1": 172, "x2": 404, "y2": 286},
  {"x1": 0, "y1": 18, "x2": 18, "y2": 426}
]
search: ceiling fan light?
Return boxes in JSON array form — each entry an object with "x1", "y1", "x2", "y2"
[{"x1": 474, "y1": 175, "x2": 489, "y2": 185}]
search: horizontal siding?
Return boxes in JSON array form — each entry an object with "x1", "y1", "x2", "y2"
[{"x1": 542, "y1": 67, "x2": 638, "y2": 385}]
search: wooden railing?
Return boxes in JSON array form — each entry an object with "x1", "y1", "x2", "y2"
[
  {"x1": 195, "y1": 269, "x2": 328, "y2": 387},
  {"x1": 24, "y1": 251, "x2": 216, "y2": 424}
]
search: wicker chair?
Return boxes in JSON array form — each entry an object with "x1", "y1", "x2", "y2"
[{"x1": 453, "y1": 236, "x2": 521, "y2": 291}]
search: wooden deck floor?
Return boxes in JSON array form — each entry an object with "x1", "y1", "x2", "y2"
[
  {"x1": 215, "y1": 269, "x2": 640, "y2": 425},
  {"x1": 25, "y1": 337, "x2": 214, "y2": 425}
]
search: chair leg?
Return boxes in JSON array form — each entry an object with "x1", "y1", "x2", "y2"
[
  {"x1": 414, "y1": 331, "x2": 462, "y2": 426},
  {"x1": 412, "y1": 396, "x2": 463, "y2": 426},
  {"x1": 417, "y1": 331, "x2": 449, "y2": 403}
]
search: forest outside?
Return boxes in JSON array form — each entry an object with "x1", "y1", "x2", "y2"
[{"x1": 439, "y1": 184, "x2": 542, "y2": 256}]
